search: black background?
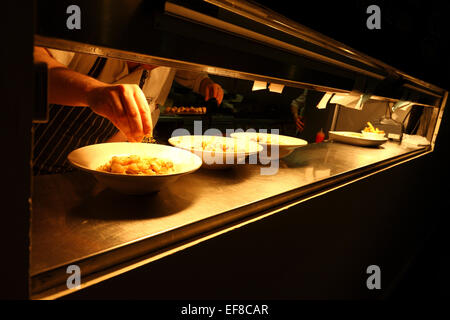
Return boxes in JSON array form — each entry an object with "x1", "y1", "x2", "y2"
[
  {"x1": 1, "y1": 0, "x2": 449, "y2": 302},
  {"x1": 257, "y1": 0, "x2": 450, "y2": 90},
  {"x1": 259, "y1": 0, "x2": 449, "y2": 300}
]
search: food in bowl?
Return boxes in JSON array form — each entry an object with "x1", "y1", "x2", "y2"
[
  {"x1": 67, "y1": 142, "x2": 202, "y2": 194},
  {"x1": 231, "y1": 132, "x2": 307, "y2": 146},
  {"x1": 165, "y1": 106, "x2": 207, "y2": 114},
  {"x1": 199, "y1": 137, "x2": 247, "y2": 153},
  {"x1": 252, "y1": 133, "x2": 272, "y2": 144},
  {"x1": 230, "y1": 132, "x2": 308, "y2": 160},
  {"x1": 168, "y1": 135, "x2": 262, "y2": 169},
  {"x1": 232, "y1": 132, "x2": 276, "y2": 144},
  {"x1": 362, "y1": 122, "x2": 384, "y2": 134},
  {"x1": 362, "y1": 122, "x2": 385, "y2": 139},
  {"x1": 172, "y1": 135, "x2": 257, "y2": 153},
  {"x1": 97, "y1": 155, "x2": 175, "y2": 175}
]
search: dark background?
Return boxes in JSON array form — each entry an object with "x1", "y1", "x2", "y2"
[
  {"x1": 257, "y1": 0, "x2": 449, "y2": 300},
  {"x1": 1, "y1": 0, "x2": 448, "y2": 300},
  {"x1": 258, "y1": 0, "x2": 450, "y2": 90},
  {"x1": 67, "y1": 1, "x2": 449, "y2": 301}
]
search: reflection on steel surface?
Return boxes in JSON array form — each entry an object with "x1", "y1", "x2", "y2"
[{"x1": 31, "y1": 141, "x2": 427, "y2": 284}]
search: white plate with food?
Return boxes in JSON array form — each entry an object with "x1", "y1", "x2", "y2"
[
  {"x1": 67, "y1": 142, "x2": 202, "y2": 194},
  {"x1": 328, "y1": 131, "x2": 388, "y2": 147},
  {"x1": 230, "y1": 132, "x2": 308, "y2": 160},
  {"x1": 168, "y1": 135, "x2": 263, "y2": 169},
  {"x1": 361, "y1": 121, "x2": 386, "y2": 140}
]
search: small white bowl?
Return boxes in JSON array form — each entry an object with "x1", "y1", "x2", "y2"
[
  {"x1": 168, "y1": 135, "x2": 263, "y2": 169},
  {"x1": 67, "y1": 142, "x2": 202, "y2": 194}
]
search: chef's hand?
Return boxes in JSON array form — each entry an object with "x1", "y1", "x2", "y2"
[
  {"x1": 200, "y1": 78, "x2": 224, "y2": 106},
  {"x1": 87, "y1": 84, "x2": 153, "y2": 142}
]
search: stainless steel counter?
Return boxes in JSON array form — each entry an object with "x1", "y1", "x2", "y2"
[{"x1": 30, "y1": 141, "x2": 427, "y2": 298}]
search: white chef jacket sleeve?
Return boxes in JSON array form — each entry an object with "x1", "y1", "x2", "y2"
[
  {"x1": 173, "y1": 69, "x2": 209, "y2": 94},
  {"x1": 46, "y1": 49, "x2": 75, "y2": 67}
]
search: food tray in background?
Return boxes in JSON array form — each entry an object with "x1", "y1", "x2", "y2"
[{"x1": 164, "y1": 106, "x2": 207, "y2": 115}]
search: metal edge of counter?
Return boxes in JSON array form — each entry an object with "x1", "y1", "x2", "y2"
[
  {"x1": 30, "y1": 145, "x2": 430, "y2": 300},
  {"x1": 430, "y1": 91, "x2": 449, "y2": 150}
]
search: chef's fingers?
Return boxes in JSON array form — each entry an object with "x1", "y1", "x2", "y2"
[
  {"x1": 216, "y1": 86, "x2": 224, "y2": 105},
  {"x1": 133, "y1": 87, "x2": 153, "y2": 136},
  {"x1": 204, "y1": 85, "x2": 211, "y2": 102},
  {"x1": 118, "y1": 85, "x2": 144, "y2": 142},
  {"x1": 211, "y1": 84, "x2": 220, "y2": 104},
  {"x1": 108, "y1": 88, "x2": 134, "y2": 141},
  {"x1": 205, "y1": 84, "x2": 223, "y2": 106}
]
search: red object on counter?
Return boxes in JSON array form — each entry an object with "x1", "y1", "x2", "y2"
[{"x1": 315, "y1": 128, "x2": 325, "y2": 143}]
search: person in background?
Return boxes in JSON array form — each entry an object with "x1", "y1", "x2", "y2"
[
  {"x1": 290, "y1": 88, "x2": 308, "y2": 134},
  {"x1": 33, "y1": 47, "x2": 224, "y2": 175}
]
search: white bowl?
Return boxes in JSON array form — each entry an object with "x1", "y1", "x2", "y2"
[
  {"x1": 67, "y1": 142, "x2": 202, "y2": 194},
  {"x1": 230, "y1": 132, "x2": 308, "y2": 160},
  {"x1": 168, "y1": 135, "x2": 263, "y2": 169}
]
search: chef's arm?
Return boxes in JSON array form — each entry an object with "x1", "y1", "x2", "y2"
[
  {"x1": 290, "y1": 91, "x2": 307, "y2": 133},
  {"x1": 174, "y1": 70, "x2": 224, "y2": 105},
  {"x1": 34, "y1": 46, "x2": 101, "y2": 106},
  {"x1": 33, "y1": 46, "x2": 152, "y2": 142},
  {"x1": 290, "y1": 90, "x2": 308, "y2": 118},
  {"x1": 290, "y1": 103, "x2": 299, "y2": 118}
]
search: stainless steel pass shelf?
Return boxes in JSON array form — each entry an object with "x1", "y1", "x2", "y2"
[{"x1": 30, "y1": 141, "x2": 428, "y2": 299}]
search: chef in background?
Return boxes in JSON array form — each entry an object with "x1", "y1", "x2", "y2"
[
  {"x1": 290, "y1": 88, "x2": 307, "y2": 134},
  {"x1": 32, "y1": 47, "x2": 224, "y2": 175}
]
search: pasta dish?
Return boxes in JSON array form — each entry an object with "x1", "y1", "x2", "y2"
[{"x1": 98, "y1": 155, "x2": 175, "y2": 175}]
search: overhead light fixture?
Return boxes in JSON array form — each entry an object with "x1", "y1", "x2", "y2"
[
  {"x1": 268, "y1": 83, "x2": 284, "y2": 93},
  {"x1": 328, "y1": 93, "x2": 371, "y2": 110},
  {"x1": 252, "y1": 80, "x2": 267, "y2": 91},
  {"x1": 316, "y1": 92, "x2": 333, "y2": 109}
]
